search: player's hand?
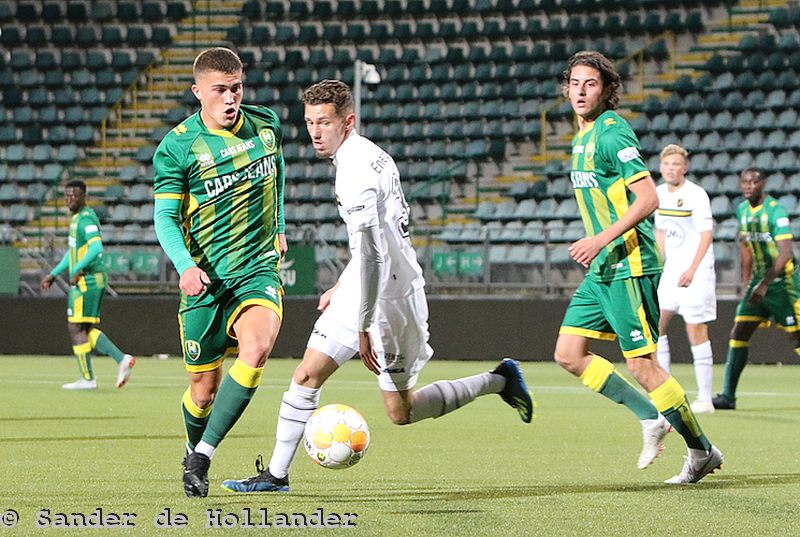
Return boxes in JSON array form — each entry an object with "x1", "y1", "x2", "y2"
[
  {"x1": 568, "y1": 236, "x2": 604, "y2": 268},
  {"x1": 317, "y1": 287, "x2": 336, "y2": 312},
  {"x1": 180, "y1": 266, "x2": 211, "y2": 296},
  {"x1": 278, "y1": 233, "x2": 288, "y2": 258},
  {"x1": 748, "y1": 282, "x2": 767, "y2": 304},
  {"x1": 70, "y1": 270, "x2": 83, "y2": 285},
  {"x1": 678, "y1": 269, "x2": 695, "y2": 287},
  {"x1": 358, "y1": 331, "x2": 380, "y2": 375},
  {"x1": 40, "y1": 274, "x2": 54, "y2": 290}
]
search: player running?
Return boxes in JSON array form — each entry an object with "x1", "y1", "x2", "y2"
[
  {"x1": 553, "y1": 51, "x2": 722, "y2": 484},
  {"x1": 222, "y1": 80, "x2": 533, "y2": 493},
  {"x1": 153, "y1": 47, "x2": 287, "y2": 497}
]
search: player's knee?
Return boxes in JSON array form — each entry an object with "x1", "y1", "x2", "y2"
[
  {"x1": 238, "y1": 340, "x2": 272, "y2": 367},
  {"x1": 553, "y1": 346, "x2": 578, "y2": 373},
  {"x1": 292, "y1": 364, "x2": 322, "y2": 387},
  {"x1": 192, "y1": 391, "x2": 215, "y2": 409}
]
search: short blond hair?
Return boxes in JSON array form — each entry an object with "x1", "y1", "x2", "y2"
[{"x1": 660, "y1": 144, "x2": 688, "y2": 162}]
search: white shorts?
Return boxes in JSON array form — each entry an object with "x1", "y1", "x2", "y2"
[
  {"x1": 307, "y1": 286, "x2": 433, "y2": 391},
  {"x1": 657, "y1": 263, "x2": 717, "y2": 324}
]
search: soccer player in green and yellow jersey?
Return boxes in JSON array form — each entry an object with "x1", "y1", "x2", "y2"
[
  {"x1": 153, "y1": 47, "x2": 287, "y2": 498},
  {"x1": 713, "y1": 168, "x2": 800, "y2": 410},
  {"x1": 40, "y1": 180, "x2": 135, "y2": 391},
  {"x1": 553, "y1": 51, "x2": 722, "y2": 484}
]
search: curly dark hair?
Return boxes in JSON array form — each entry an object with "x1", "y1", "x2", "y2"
[
  {"x1": 562, "y1": 51, "x2": 621, "y2": 110},
  {"x1": 303, "y1": 80, "x2": 353, "y2": 117}
]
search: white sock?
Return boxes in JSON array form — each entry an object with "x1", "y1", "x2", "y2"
[
  {"x1": 194, "y1": 440, "x2": 216, "y2": 459},
  {"x1": 409, "y1": 372, "x2": 505, "y2": 423},
  {"x1": 656, "y1": 335, "x2": 671, "y2": 373},
  {"x1": 268, "y1": 381, "x2": 320, "y2": 479},
  {"x1": 691, "y1": 341, "x2": 714, "y2": 403}
]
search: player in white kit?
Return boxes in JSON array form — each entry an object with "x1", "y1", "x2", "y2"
[
  {"x1": 654, "y1": 144, "x2": 716, "y2": 414},
  {"x1": 222, "y1": 80, "x2": 533, "y2": 493}
]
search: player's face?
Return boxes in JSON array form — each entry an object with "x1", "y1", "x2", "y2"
[
  {"x1": 192, "y1": 70, "x2": 243, "y2": 130},
  {"x1": 304, "y1": 103, "x2": 355, "y2": 159},
  {"x1": 63, "y1": 187, "x2": 85, "y2": 214},
  {"x1": 659, "y1": 153, "x2": 688, "y2": 186},
  {"x1": 740, "y1": 170, "x2": 765, "y2": 204},
  {"x1": 567, "y1": 65, "x2": 606, "y2": 122}
]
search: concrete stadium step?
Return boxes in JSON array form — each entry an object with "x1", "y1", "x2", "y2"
[{"x1": 171, "y1": 31, "x2": 228, "y2": 44}]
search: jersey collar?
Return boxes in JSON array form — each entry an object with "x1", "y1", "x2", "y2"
[{"x1": 202, "y1": 112, "x2": 245, "y2": 138}]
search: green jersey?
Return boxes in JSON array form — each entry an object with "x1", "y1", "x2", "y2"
[
  {"x1": 153, "y1": 104, "x2": 285, "y2": 279},
  {"x1": 569, "y1": 110, "x2": 661, "y2": 282},
  {"x1": 737, "y1": 196, "x2": 796, "y2": 280},
  {"x1": 69, "y1": 207, "x2": 104, "y2": 277}
]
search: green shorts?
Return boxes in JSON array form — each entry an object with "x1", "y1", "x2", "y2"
[
  {"x1": 560, "y1": 273, "x2": 661, "y2": 358},
  {"x1": 178, "y1": 268, "x2": 283, "y2": 372},
  {"x1": 67, "y1": 272, "x2": 107, "y2": 324},
  {"x1": 735, "y1": 275, "x2": 800, "y2": 332}
]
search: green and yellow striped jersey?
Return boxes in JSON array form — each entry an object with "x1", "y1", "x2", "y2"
[
  {"x1": 737, "y1": 196, "x2": 796, "y2": 280},
  {"x1": 569, "y1": 110, "x2": 661, "y2": 282},
  {"x1": 153, "y1": 104, "x2": 285, "y2": 279},
  {"x1": 69, "y1": 207, "x2": 104, "y2": 276}
]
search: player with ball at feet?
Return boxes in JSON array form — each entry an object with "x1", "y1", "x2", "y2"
[{"x1": 223, "y1": 80, "x2": 533, "y2": 493}]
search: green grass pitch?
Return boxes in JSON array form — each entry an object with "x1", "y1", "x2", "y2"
[{"x1": 1, "y1": 356, "x2": 799, "y2": 536}]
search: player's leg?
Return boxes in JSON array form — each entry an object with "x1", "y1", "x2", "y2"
[
  {"x1": 714, "y1": 320, "x2": 759, "y2": 409},
  {"x1": 222, "y1": 341, "x2": 345, "y2": 493},
  {"x1": 685, "y1": 322, "x2": 714, "y2": 413},
  {"x1": 556, "y1": 277, "x2": 661, "y2": 425},
  {"x1": 63, "y1": 285, "x2": 97, "y2": 389},
  {"x1": 655, "y1": 273, "x2": 678, "y2": 374},
  {"x1": 656, "y1": 309, "x2": 675, "y2": 373},
  {"x1": 86, "y1": 326, "x2": 136, "y2": 388},
  {"x1": 383, "y1": 289, "x2": 533, "y2": 424},
  {"x1": 182, "y1": 367, "x2": 223, "y2": 497},
  {"x1": 195, "y1": 304, "x2": 280, "y2": 459}
]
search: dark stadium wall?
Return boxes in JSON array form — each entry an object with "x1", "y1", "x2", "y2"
[{"x1": 1, "y1": 297, "x2": 795, "y2": 364}]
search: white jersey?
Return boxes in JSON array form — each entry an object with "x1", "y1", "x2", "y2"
[
  {"x1": 333, "y1": 131, "x2": 425, "y2": 300},
  {"x1": 655, "y1": 179, "x2": 715, "y2": 273}
]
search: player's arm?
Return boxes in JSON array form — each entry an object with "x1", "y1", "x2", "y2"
[
  {"x1": 154, "y1": 197, "x2": 209, "y2": 296},
  {"x1": 678, "y1": 230, "x2": 713, "y2": 287},
  {"x1": 276, "y1": 150, "x2": 288, "y2": 257},
  {"x1": 69, "y1": 238, "x2": 103, "y2": 283},
  {"x1": 739, "y1": 235, "x2": 752, "y2": 292},
  {"x1": 569, "y1": 177, "x2": 659, "y2": 267},
  {"x1": 41, "y1": 251, "x2": 69, "y2": 289},
  {"x1": 357, "y1": 224, "x2": 383, "y2": 375},
  {"x1": 654, "y1": 228, "x2": 666, "y2": 258}
]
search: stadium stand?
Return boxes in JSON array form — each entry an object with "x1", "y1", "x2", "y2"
[{"x1": 1, "y1": 0, "x2": 797, "y2": 296}]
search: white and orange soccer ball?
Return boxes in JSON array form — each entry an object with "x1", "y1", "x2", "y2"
[{"x1": 303, "y1": 404, "x2": 370, "y2": 469}]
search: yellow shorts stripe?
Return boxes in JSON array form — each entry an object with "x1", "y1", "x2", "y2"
[
  {"x1": 622, "y1": 343, "x2": 658, "y2": 359},
  {"x1": 184, "y1": 355, "x2": 225, "y2": 373},
  {"x1": 559, "y1": 326, "x2": 617, "y2": 341},
  {"x1": 228, "y1": 359, "x2": 264, "y2": 389},
  {"x1": 734, "y1": 315, "x2": 768, "y2": 323},
  {"x1": 226, "y1": 298, "x2": 283, "y2": 338},
  {"x1": 729, "y1": 339, "x2": 750, "y2": 348}
]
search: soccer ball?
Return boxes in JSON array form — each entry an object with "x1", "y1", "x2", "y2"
[{"x1": 303, "y1": 404, "x2": 370, "y2": 469}]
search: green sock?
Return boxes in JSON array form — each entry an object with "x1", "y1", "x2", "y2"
[
  {"x1": 722, "y1": 341, "x2": 749, "y2": 399},
  {"x1": 89, "y1": 328, "x2": 125, "y2": 364},
  {"x1": 200, "y1": 360, "x2": 263, "y2": 447},
  {"x1": 72, "y1": 342, "x2": 95, "y2": 380},
  {"x1": 651, "y1": 376, "x2": 712, "y2": 451},
  {"x1": 580, "y1": 355, "x2": 659, "y2": 420},
  {"x1": 181, "y1": 387, "x2": 211, "y2": 450}
]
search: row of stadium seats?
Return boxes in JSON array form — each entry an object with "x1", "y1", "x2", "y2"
[
  {"x1": 0, "y1": 1, "x2": 189, "y2": 23},
  {"x1": 239, "y1": 0, "x2": 715, "y2": 21},
  {"x1": 0, "y1": 22, "x2": 175, "y2": 48}
]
